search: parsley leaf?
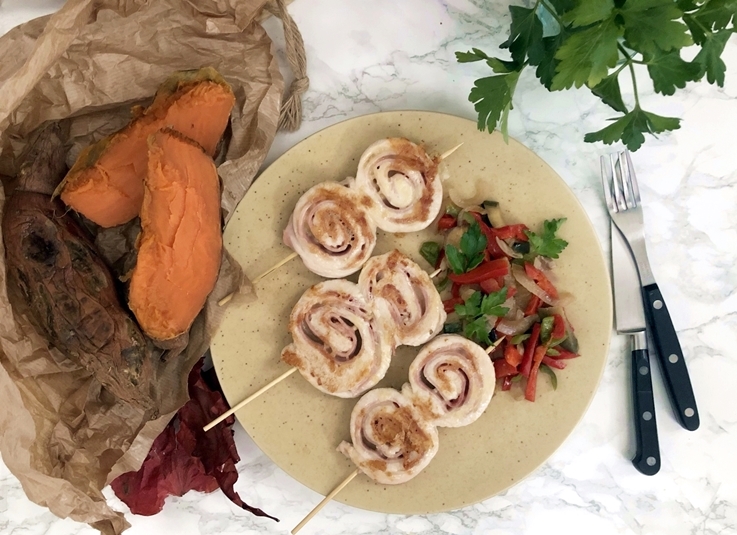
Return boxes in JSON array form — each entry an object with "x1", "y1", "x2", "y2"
[
  {"x1": 646, "y1": 49, "x2": 702, "y2": 95},
  {"x1": 584, "y1": 107, "x2": 681, "y2": 151},
  {"x1": 525, "y1": 218, "x2": 569, "y2": 259},
  {"x1": 465, "y1": 317, "x2": 492, "y2": 346},
  {"x1": 469, "y1": 72, "x2": 521, "y2": 135},
  {"x1": 500, "y1": 6, "x2": 545, "y2": 64},
  {"x1": 445, "y1": 244, "x2": 466, "y2": 275},
  {"x1": 563, "y1": 0, "x2": 614, "y2": 27},
  {"x1": 531, "y1": 29, "x2": 569, "y2": 90},
  {"x1": 481, "y1": 287, "x2": 510, "y2": 317},
  {"x1": 620, "y1": 0, "x2": 693, "y2": 55},
  {"x1": 456, "y1": 48, "x2": 492, "y2": 63},
  {"x1": 590, "y1": 71, "x2": 628, "y2": 113},
  {"x1": 460, "y1": 222, "x2": 487, "y2": 269},
  {"x1": 694, "y1": 30, "x2": 732, "y2": 86},
  {"x1": 455, "y1": 291, "x2": 482, "y2": 319},
  {"x1": 552, "y1": 18, "x2": 623, "y2": 89}
]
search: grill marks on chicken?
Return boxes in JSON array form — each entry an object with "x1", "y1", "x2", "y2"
[
  {"x1": 359, "y1": 251, "x2": 446, "y2": 347},
  {"x1": 337, "y1": 388, "x2": 439, "y2": 485},
  {"x1": 282, "y1": 280, "x2": 393, "y2": 398},
  {"x1": 403, "y1": 335, "x2": 495, "y2": 428}
]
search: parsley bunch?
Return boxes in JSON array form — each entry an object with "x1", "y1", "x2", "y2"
[
  {"x1": 525, "y1": 218, "x2": 568, "y2": 259},
  {"x1": 454, "y1": 288, "x2": 510, "y2": 345},
  {"x1": 446, "y1": 222, "x2": 487, "y2": 274},
  {"x1": 458, "y1": 0, "x2": 736, "y2": 151}
]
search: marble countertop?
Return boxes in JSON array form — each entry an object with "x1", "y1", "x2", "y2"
[{"x1": 1, "y1": 1, "x2": 736, "y2": 534}]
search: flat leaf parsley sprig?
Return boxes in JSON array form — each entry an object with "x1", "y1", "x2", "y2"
[{"x1": 458, "y1": 0, "x2": 736, "y2": 151}]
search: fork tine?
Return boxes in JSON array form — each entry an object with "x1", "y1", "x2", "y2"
[
  {"x1": 600, "y1": 155, "x2": 615, "y2": 213},
  {"x1": 623, "y1": 150, "x2": 641, "y2": 205},
  {"x1": 610, "y1": 154, "x2": 627, "y2": 212},
  {"x1": 617, "y1": 152, "x2": 636, "y2": 210}
]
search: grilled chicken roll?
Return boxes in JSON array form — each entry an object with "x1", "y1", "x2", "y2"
[
  {"x1": 402, "y1": 334, "x2": 494, "y2": 428},
  {"x1": 358, "y1": 250, "x2": 446, "y2": 346},
  {"x1": 281, "y1": 280, "x2": 394, "y2": 397},
  {"x1": 353, "y1": 138, "x2": 443, "y2": 233},
  {"x1": 337, "y1": 388, "x2": 439, "y2": 484},
  {"x1": 283, "y1": 181, "x2": 377, "y2": 278}
]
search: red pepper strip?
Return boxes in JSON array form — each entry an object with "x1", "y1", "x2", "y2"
[
  {"x1": 492, "y1": 224, "x2": 530, "y2": 242},
  {"x1": 504, "y1": 343, "x2": 523, "y2": 367},
  {"x1": 520, "y1": 322, "x2": 541, "y2": 377},
  {"x1": 552, "y1": 314, "x2": 566, "y2": 340},
  {"x1": 437, "y1": 214, "x2": 457, "y2": 231},
  {"x1": 443, "y1": 297, "x2": 463, "y2": 313},
  {"x1": 524, "y1": 295, "x2": 542, "y2": 316},
  {"x1": 524, "y1": 262, "x2": 559, "y2": 299},
  {"x1": 542, "y1": 356, "x2": 566, "y2": 369},
  {"x1": 506, "y1": 286, "x2": 517, "y2": 298},
  {"x1": 451, "y1": 282, "x2": 461, "y2": 298},
  {"x1": 551, "y1": 347, "x2": 580, "y2": 359},
  {"x1": 448, "y1": 258, "x2": 510, "y2": 284},
  {"x1": 494, "y1": 359, "x2": 518, "y2": 378},
  {"x1": 480, "y1": 277, "x2": 501, "y2": 294},
  {"x1": 501, "y1": 376, "x2": 514, "y2": 391},
  {"x1": 525, "y1": 345, "x2": 548, "y2": 402}
]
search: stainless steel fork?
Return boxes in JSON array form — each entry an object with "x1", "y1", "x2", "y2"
[{"x1": 601, "y1": 151, "x2": 699, "y2": 432}]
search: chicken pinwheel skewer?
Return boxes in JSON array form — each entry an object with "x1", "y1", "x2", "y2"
[{"x1": 219, "y1": 141, "x2": 461, "y2": 294}]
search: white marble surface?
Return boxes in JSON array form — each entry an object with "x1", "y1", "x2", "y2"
[{"x1": 2, "y1": 1, "x2": 736, "y2": 534}]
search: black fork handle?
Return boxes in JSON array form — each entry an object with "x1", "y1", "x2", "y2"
[{"x1": 642, "y1": 284, "x2": 700, "y2": 431}]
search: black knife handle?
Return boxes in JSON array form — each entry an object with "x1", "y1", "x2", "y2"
[
  {"x1": 642, "y1": 283, "x2": 700, "y2": 431},
  {"x1": 631, "y1": 347, "x2": 660, "y2": 476}
]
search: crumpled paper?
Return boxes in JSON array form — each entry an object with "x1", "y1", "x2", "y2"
[{"x1": 0, "y1": 0, "x2": 287, "y2": 533}]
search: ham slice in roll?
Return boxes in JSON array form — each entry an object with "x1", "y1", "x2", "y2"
[
  {"x1": 358, "y1": 250, "x2": 446, "y2": 346},
  {"x1": 337, "y1": 388, "x2": 439, "y2": 484},
  {"x1": 283, "y1": 181, "x2": 377, "y2": 278},
  {"x1": 402, "y1": 334, "x2": 494, "y2": 427},
  {"x1": 353, "y1": 138, "x2": 443, "y2": 233},
  {"x1": 281, "y1": 280, "x2": 394, "y2": 398}
]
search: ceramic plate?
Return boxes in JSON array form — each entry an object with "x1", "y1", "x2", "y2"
[{"x1": 210, "y1": 111, "x2": 612, "y2": 514}]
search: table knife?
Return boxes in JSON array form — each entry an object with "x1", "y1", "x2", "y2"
[{"x1": 612, "y1": 221, "x2": 660, "y2": 476}]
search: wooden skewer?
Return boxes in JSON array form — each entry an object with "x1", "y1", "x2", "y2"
[
  {"x1": 439, "y1": 142, "x2": 463, "y2": 161},
  {"x1": 203, "y1": 367, "x2": 298, "y2": 432},
  {"x1": 428, "y1": 267, "x2": 442, "y2": 278},
  {"x1": 291, "y1": 468, "x2": 361, "y2": 534},
  {"x1": 486, "y1": 336, "x2": 505, "y2": 354}
]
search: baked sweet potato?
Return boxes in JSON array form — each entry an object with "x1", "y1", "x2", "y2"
[
  {"x1": 2, "y1": 125, "x2": 157, "y2": 413},
  {"x1": 128, "y1": 129, "x2": 222, "y2": 341},
  {"x1": 60, "y1": 67, "x2": 235, "y2": 228}
]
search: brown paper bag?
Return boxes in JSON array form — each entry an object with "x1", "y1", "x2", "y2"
[{"x1": 0, "y1": 0, "x2": 305, "y2": 533}]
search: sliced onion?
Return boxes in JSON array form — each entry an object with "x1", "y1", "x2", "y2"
[
  {"x1": 496, "y1": 314, "x2": 539, "y2": 336},
  {"x1": 502, "y1": 297, "x2": 519, "y2": 320},
  {"x1": 459, "y1": 285, "x2": 477, "y2": 302},
  {"x1": 496, "y1": 236, "x2": 523, "y2": 259},
  {"x1": 512, "y1": 264, "x2": 558, "y2": 305}
]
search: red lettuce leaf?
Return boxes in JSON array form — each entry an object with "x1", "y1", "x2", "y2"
[{"x1": 111, "y1": 359, "x2": 277, "y2": 521}]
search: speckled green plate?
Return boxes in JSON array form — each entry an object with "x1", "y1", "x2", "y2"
[{"x1": 210, "y1": 111, "x2": 612, "y2": 514}]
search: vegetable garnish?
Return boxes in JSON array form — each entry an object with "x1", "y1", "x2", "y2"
[
  {"x1": 525, "y1": 218, "x2": 568, "y2": 259},
  {"x1": 424, "y1": 201, "x2": 579, "y2": 401},
  {"x1": 457, "y1": 1, "x2": 736, "y2": 151},
  {"x1": 446, "y1": 221, "x2": 488, "y2": 274}
]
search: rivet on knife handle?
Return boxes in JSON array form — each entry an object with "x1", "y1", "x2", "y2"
[
  {"x1": 642, "y1": 283, "x2": 700, "y2": 431},
  {"x1": 631, "y1": 335, "x2": 660, "y2": 476}
]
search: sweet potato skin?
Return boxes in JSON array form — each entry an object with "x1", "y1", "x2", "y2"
[
  {"x1": 2, "y1": 127, "x2": 157, "y2": 413},
  {"x1": 60, "y1": 67, "x2": 234, "y2": 228},
  {"x1": 128, "y1": 129, "x2": 222, "y2": 341}
]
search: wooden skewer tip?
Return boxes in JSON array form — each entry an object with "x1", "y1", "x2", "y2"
[
  {"x1": 291, "y1": 468, "x2": 361, "y2": 534},
  {"x1": 252, "y1": 251, "x2": 299, "y2": 284},
  {"x1": 439, "y1": 142, "x2": 463, "y2": 161},
  {"x1": 428, "y1": 267, "x2": 442, "y2": 278}
]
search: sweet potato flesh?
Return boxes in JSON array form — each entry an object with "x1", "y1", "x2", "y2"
[
  {"x1": 61, "y1": 74, "x2": 234, "y2": 228},
  {"x1": 128, "y1": 130, "x2": 222, "y2": 340}
]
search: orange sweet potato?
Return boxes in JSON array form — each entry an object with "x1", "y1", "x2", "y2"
[
  {"x1": 60, "y1": 67, "x2": 235, "y2": 228},
  {"x1": 128, "y1": 129, "x2": 223, "y2": 341}
]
